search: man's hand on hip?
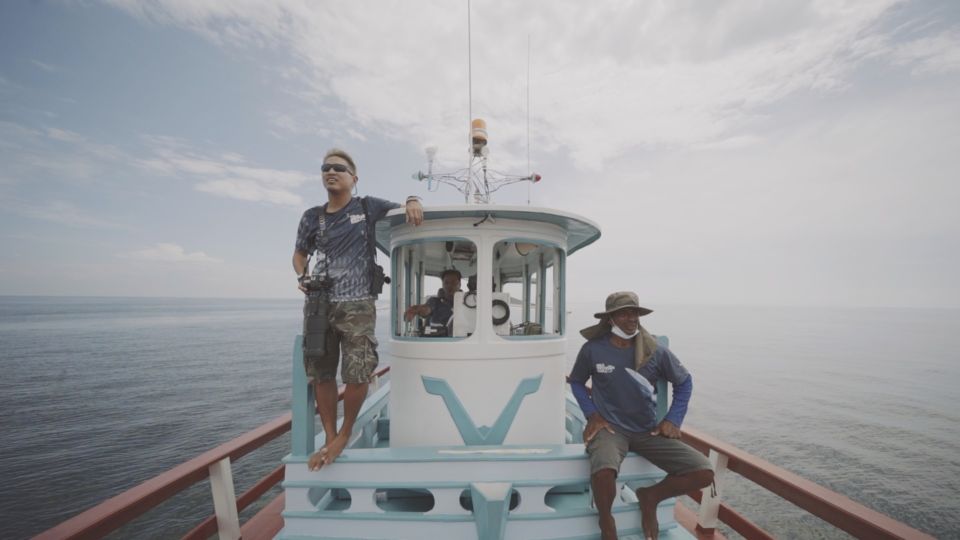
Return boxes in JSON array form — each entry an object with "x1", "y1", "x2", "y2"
[
  {"x1": 583, "y1": 413, "x2": 615, "y2": 443},
  {"x1": 651, "y1": 420, "x2": 681, "y2": 439}
]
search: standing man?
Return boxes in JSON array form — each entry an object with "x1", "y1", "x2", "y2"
[
  {"x1": 293, "y1": 148, "x2": 424, "y2": 470},
  {"x1": 568, "y1": 292, "x2": 713, "y2": 540}
]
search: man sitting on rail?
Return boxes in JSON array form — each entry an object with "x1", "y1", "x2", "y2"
[{"x1": 568, "y1": 291, "x2": 714, "y2": 540}]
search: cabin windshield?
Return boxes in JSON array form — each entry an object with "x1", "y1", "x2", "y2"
[
  {"x1": 493, "y1": 240, "x2": 564, "y2": 338},
  {"x1": 392, "y1": 239, "x2": 477, "y2": 339},
  {"x1": 391, "y1": 238, "x2": 565, "y2": 339}
]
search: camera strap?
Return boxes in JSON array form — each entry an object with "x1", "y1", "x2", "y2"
[
  {"x1": 359, "y1": 197, "x2": 377, "y2": 267},
  {"x1": 313, "y1": 203, "x2": 330, "y2": 277}
]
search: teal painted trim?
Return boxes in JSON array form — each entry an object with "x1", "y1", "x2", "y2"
[
  {"x1": 393, "y1": 336, "x2": 465, "y2": 342},
  {"x1": 282, "y1": 470, "x2": 664, "y2": 489},
  {"x1": 471, "y1": 482, "x2": 512, "y2": 540},
  {"x1": 347, "y1": 381, "x2": 391, "y2": 441},
  {"x1": 415, "y1": 260, "x2": 423, "y2": 309},
  {"x1": 655, "y1": 335, "x2": 670, "y2": 422},
  {"x1": 522, "y1": 262, "x2": 531, "y2": 323},
  {"x1": 507, "y1": 499, "x2": 676, "y2": 521},
  {"x1": 287, "y1": 442, "x2": 601, "y2": 463},
  {"x1": 286, "y1": 441, "x2": 670, "y2": 467},
  {"x1": 291, "y1": 334, "x2": 315, "y2": 457},
  {"x1": 558, "y1": 250, "x2": 566, "y2": 334},
  {"x1": 282, "y1": 510, "x2": 474, "y2": 522},
  {"x1": 499, "y1": 334, "x2": 561, "y2": 341},
  {"x1": 375, "y1": 207, "x2": 602, "y2": 257},
  {"x1": 538, "y1": 255, "x2": 547, "y2": 326},
  {"x1": 422, "y1": 374, "x2": 543, "y2": 445},
  {"x1": 395, "y1": 247, "x2": 406, "y2": 336},
  {"x1": 280, "y1": 499, "x2": 675, "y2": 523}
]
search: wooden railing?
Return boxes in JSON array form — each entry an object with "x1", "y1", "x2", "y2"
[
  {"x1": 679, "y1": 426, "x2": 935, "y2": 540},
  {"x1": 34, "y1": 366, "x2": 390, "y2": 540}
]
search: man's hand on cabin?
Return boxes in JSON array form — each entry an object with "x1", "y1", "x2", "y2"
[
  {"x1": 651, "y1": 420, "x2": 681, "y2": 439},
  {"x1": 583, "y1": 413, "x2": 615, "y2": 443},
  {"x1": 405, "y1": 199, "x2": 424, "y2": 226}
]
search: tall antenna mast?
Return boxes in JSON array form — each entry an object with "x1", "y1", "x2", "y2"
[
  {"x1": 526, "y1": 34, "x2": 531, "y2": 206},
  {"x1": 412, "y1": 1, "x2": 541, "y2": 203},
  {"x1": 466, "y1": 0, "x2": 474, "y2": 203}
]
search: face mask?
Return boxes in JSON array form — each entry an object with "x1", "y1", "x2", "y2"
[{"x1": 611, "y1": 323, "x2": 639, "y2": 340}]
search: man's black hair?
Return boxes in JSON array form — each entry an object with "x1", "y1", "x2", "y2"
[{"x1": 440, "y1": 268, "x2": 462, "y2": 280}]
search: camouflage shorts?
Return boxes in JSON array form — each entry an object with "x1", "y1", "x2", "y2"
[{"x1": 304, "y1": 298, "x2": 379, "y2": 385}]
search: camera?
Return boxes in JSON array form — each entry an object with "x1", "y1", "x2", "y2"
[{"x1": 299, "y1": 274, "x2": 331, "y2": 292}]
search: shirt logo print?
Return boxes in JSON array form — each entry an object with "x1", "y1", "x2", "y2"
[
  {"x1": 596, "y1": 363, "x2": 615, "y2": 374},
  {"x1": 350, "y1": 213, "x2": 366, "y2": 224}
]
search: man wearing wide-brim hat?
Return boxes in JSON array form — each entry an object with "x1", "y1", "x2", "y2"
[{"x1": 569, "y1": 291, "x2": 714, "y2": 540}]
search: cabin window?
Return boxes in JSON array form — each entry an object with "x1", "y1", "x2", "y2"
[
  {"x1": 392, "y1": 239, "x2": 477, "y2": 339},
  {"x1": 492, "y1": 240, "x2": 564, "y2": 338}
]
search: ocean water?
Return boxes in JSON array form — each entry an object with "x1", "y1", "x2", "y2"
[{"x1": 1, "y1": 296, "x2": 958, "y2": 539}]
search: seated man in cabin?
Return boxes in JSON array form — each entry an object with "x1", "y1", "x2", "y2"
[
  {"x1": 568, "y1": 291, "x2": 713, "y2": 540},
  {"x1": 403, "y1": 269, "x2": 462, "y2": 336}
]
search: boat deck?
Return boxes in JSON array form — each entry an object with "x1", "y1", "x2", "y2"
[
  {"x1": 241, "y1": 492, "x2": 702, "y2": 540},
  {"x1": 276, "y1": 438, "x2": 696, "y2": 540}
]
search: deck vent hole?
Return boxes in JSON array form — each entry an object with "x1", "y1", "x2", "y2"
[
  {"x1": 544, "y1": 483, "x2": 591, "y2": 510},
  {"x1": 374, "y1": 488, "x2": 435, "y2": 512},
  {"x1": 308, "y1": 487, "x2": 351, "y2": 511},
  {"x1": 458, "y1": 489, "x2": 521, "y2": 512}
]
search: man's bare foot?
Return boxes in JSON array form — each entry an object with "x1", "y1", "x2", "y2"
[
  {"x1": 319, "y1": 433, "x2": 349, "y2": 466},
  {"x1": 636, "y1": 486, "x2": 659, "y2": 539},
  {"x1": 307, "y1": 446, "x2": 328, "y2": 471},
  {"x1": 599, "y1": 513, "x2": 618, "y2": 540}
]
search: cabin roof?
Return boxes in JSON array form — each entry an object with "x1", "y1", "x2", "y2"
[{"x1": 374, "y1": 205, "x2": 601, "y2": 256}]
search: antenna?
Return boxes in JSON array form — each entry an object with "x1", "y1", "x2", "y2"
[
  {"x1": 526, "y1": 34, "x2": 531, "y2": 206},
  {"x1": 467, "y1": 0, "x2": 473, "y2": 202},
  {"x1": 410, "y1": 1, "x2": 541, "y2": 203}
]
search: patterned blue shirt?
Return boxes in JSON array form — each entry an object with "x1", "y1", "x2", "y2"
[{"x1": 295, "y1": 196, "x2": 400, "y2": 301}]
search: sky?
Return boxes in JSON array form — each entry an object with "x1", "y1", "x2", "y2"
[{"x1": 1, "y1": 0, "x2": 958, "y2": 307}]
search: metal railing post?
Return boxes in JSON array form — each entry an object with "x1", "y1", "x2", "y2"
[{"x1": 208, "y1": 457, "x2": 241, "y2": 540}]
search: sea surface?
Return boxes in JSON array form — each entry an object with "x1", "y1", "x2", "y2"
[{"x1": 1, "y1": 296, "x2": 958, "y2": 539}]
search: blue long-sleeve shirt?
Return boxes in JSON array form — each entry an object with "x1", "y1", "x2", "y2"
[{"x1": 569, "y1": 336, "x2": 693, "y2": 433}]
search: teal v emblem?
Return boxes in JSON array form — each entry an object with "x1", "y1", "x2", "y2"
[{"x1": 421, "y1": 375, "x2": 543, "y2": 445}]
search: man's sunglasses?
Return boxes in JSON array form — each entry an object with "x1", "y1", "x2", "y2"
[{"x1": 321, "y1": 163, "x2": 352, "y2": 173}]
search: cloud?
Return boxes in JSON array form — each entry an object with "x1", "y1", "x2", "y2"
[
  {"x1": 45, "y1": 127, "x2": 86, "y2": 144},
  {"x1": 30, "y1": 59, "x2": 60, "y2": 73},
  {"x1": 3, "y1": 200, "x2": 126, "y2": 229},
  {"x1": 890, "y1": 30, "x2": 960, "y2": 74},
  {"x1": 118, "y1": 242, "x2": 221, "y2": 263},
  {"x1": 0, "y1": 120, "x2": 311, "y2": 206},
  {"x1": 104, "y1": 0, "x2": 948, "y2": 171},
  {"x1": 195, "y1": 179, "x2": 302, "y2": 206},
  {"x1": 139, "y1": 136, "x2": 311, "y2": 205}
]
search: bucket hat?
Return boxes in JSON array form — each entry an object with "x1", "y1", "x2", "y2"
[{"x1": 592, "y1": 291, "x2": 653, "y2": 319}]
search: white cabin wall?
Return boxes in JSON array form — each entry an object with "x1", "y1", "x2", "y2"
[{"x1": 387, "y1": 216, "x2": 571, "y2": 447}]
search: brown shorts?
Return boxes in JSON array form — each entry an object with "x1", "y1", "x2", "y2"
[
  {"x1": 304, "y1": 298, "x2": 379, "y2": 384},
  {"x1": 586, "y1": 427, "x2": 712, "y2": 476}
]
